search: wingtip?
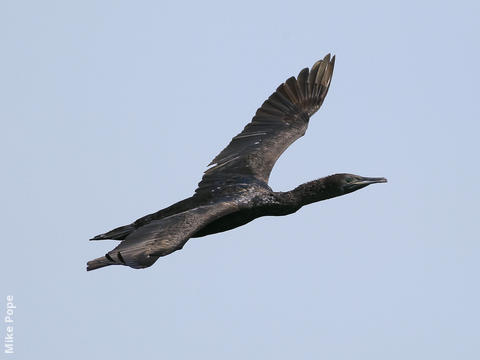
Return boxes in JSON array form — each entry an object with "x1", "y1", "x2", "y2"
[
  {"x1": 90, "y1": 234, "x2": 105, "y2": 241},
  {"x1": 323, "y1": 53, "x2": 336, "y2": 65}
]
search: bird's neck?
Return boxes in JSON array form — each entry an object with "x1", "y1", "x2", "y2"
[{"x1": 278, "y1": 176, "x2": 342, "y2": 209}]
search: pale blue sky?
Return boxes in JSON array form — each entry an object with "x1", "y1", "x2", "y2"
[{"x1": 1, "y1": 0, "x2": 479, "y2": 359}]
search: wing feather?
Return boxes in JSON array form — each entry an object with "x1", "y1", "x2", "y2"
[
  {"x1": 196, "y1": 55, "x2": 335, "y2": 195},
  {"x1": 87, "y1": 202, "x2": 237, "y2": 270}
]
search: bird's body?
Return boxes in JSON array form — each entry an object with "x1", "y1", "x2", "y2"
[{"x1": 87, "y1": 54, "x2": 387, "y2": 271}]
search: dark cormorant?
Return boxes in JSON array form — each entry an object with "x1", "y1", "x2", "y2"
[{"x1": 87, "y1": 54, "x2": 387, "y2": 271}]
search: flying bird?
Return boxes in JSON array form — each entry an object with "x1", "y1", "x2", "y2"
[{"x1": 87, "y1": 54, "x2": 387, "y2": 271}]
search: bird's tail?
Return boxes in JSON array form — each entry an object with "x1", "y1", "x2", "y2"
[{"x1": 86, "y1": 255, "x2": 117, "y2": 271}]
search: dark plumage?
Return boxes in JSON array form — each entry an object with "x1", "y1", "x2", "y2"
[{"x1": 87, "y1": 54, "x2": 387, "y2": 271}]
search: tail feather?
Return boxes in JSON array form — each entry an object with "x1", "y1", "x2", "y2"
[{"x1": 86, "y1": 255, "x2": 117, "y2": 271}]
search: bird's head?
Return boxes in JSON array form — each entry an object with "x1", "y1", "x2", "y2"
[{"x1": 329, "y1": 173, "x2": 387, "y2": 195}]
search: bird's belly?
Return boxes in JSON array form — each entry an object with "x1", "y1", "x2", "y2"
[
  {"x1": 191, "y1": 203, "x2": 296, "y2": 238},
  {"x1": 191, "y1": 210, "x2": 262, "y2": 238}
]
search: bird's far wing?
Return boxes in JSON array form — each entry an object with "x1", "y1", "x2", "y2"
[
  {"x1": 195, "y1": 54, "x2": 335, "y2": 195},
  {"x1": 87, "y1": 201, "x2": 237, "y2": 271}
]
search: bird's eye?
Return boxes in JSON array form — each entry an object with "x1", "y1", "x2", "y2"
[{"x1": 345, "y1": 177, "x2": 353, "y2": 183}]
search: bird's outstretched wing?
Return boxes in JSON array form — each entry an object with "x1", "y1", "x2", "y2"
[
  {"x1": 195, "y1": 54, "x2": 335, "y2": 195},
  {"x1": 87, "y1": 202, "x2": 237, "y2": 271}
]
